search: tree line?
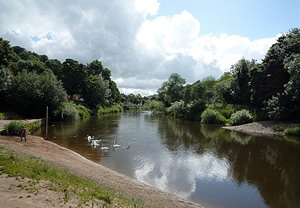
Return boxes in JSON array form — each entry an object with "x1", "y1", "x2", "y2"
[
  {"x1": 145, "y1": 28, "x2": 300, "y2": 123},
  {"x1": 1, "y1": 28, "x2": 299, "y2": 123},
  {"x1": 0, "y1": 39, "x2": 122, "y2": 119}
]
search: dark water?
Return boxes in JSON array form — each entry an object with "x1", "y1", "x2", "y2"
[{"x1": 34, "y1": 111, "x2": 300, "y2": 208}]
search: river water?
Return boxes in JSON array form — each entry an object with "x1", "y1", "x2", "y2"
[{"x1": 34, "y1": 111, "x2": 300, "y2": 208}]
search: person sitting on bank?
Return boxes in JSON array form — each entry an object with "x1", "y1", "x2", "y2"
[{"x1": 20, "y1": 126, "x2": 27, "y2": 142}]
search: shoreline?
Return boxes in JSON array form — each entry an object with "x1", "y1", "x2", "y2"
[
  {"x1": 222, "y1": 121, "x2": 299, "y2": 137},
  {"x1": 0, "y1": 135, "x2": 203, "y2": 208}
]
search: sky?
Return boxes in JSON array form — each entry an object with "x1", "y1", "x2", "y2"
[{"x1": 0, "y1": 0, "x2": 299, "y2": 96}]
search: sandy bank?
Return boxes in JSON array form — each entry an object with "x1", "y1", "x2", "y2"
[
  {"x1": 0, "y1": 135, "x2": 203, "y2": 208},
  {"x1": 222, "y1": 121, "x2": 299, "y2": 136}
]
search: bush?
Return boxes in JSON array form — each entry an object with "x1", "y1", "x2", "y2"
[
  {"x1": 230, "y1": 109, "x2": 253, "y2": 126},
  {"x1": 98, "y1": 104, "x2": 123, "y2": 114},
  {"x1": 3, "y1": 121, "x2": 23, "y2": 136},
  {"x1": 284, "y1": 127, "x2": 300, "y2": 136},
  {"x1": 201, "y1": 109, "x2": 226, "y2": 124},
  {"x1": 75, "y1": 104, "x2": 91, "y2": 118},
  {"x1": 167, "y1": 100, "x2": 185, "y2": 118},
  {"x1": 143, "y1": 100, "x2": 165, "y2": 113},
  {"x1": 184, "y1": 100, "x2": 206, "y2": 121}
]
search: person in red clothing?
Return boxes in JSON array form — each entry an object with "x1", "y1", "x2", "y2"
[{"x1": 20, "y1": 126, "x2": 27, "y2": 142}]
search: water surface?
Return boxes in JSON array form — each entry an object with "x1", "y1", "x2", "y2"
[{"x1": 34, "y1": 112, "x2": 300, "y2": 208}]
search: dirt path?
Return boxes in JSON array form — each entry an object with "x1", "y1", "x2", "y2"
[{"x1": 0, "y1": 135, "x2": 203, "y2": 208}]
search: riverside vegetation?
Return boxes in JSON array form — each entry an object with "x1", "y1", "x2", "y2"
[{"x1": 1, "y1": 28, "x2": 300, "y2": 134}]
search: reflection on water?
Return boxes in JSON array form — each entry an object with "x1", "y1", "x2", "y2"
[{"x1": 34, "y1": 112, "x2": 300, "y2": 208}]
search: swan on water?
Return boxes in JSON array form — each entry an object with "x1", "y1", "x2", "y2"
[
  {"x1": 87, "y1": 135, "x2": 95, "y2": 143},
  {"x1": 92, "y1": 140, "x2": 101, "y2": 147},
  {"x1": 113, "y1": 140, "x2": 121, "y2": 148},
  {"x1": 101, "y1": 143, "x2": 109, "y2": 150}
]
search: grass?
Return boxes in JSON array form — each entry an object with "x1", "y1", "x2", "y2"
[
  {"x1": 0, "y1": 146, "x2": 146, "y2": 207},
  {"x1": 97, "y1": 104, "x2": 123, "y2": 115},
  {"x1": 284, "y1": 126, "x2": 300, "y2": 136}
]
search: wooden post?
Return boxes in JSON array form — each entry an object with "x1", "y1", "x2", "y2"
[{"x1": 46, "y1": 106, "x2": 48, "y2": 140}]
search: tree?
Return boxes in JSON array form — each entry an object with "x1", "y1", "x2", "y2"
[
  {"x1": 158, "y1": 73, "x2": 186, "y2": 106},
  {"x1": 61, "y1": 59, "x2": 88, "y2": 97},
  {"x1": 83, "y1": 74, "x2": 111, "y2": 108},
  {"x1": 227, "y1": 58, "x2": 256, "y2": 105},
  {"x1": 87, "y1": 60, "x2": 103, "y2": 76},
  {"x1": 0, "y1": 67, "x2": 11, "y2": 107},
  {"x1": 45, "y1": 59, "x2": 62, "y2": 79},
  {"x1": 0, "y1": 38, "x2": 13, "y2": 67},
  {"x1": 6, "y1": 70, "x2": 67, "y2": 118},
  {"x1": 251, "y1": 29, "x2": 300, "y2": 107},
  {"x1": 108, "y1": 80, "x2": 122, "y2": 104}
]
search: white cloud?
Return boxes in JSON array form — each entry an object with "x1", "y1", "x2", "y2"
[
  {"x1": 134, "y1": 0, "x2": 160, "y2": 16},
  {"x1": 0, "y1": 0, "x2": 276, "y2": 96}
]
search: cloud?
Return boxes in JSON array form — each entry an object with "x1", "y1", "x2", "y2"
[{"x1": 0, "y1": 0, "x2": 276, "y2": 96}]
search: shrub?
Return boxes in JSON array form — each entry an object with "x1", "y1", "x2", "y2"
[
  {"x1": 3, "y1": 121, "x2": 23, "y2": 136},
  {"x1": 184, "y1": 100, "x2": 206, "y2": 121},
  {"x1": 167, "y1": 100, "x2": 185, "y2": 118},
  {"x1": 98, "y1": 104, "x2": 123, "y2": 114},
  {"x1": 201, "y1": 109, "x2": 226, "y2": 124},
  {"x1": 56, "y1": 102, "x2": 80, "y2": 120},
  {"x1": 230, "y1": 109, "x2": 253, "y2": 126},
  {"x1": 284, "y1": 127, "x2": 300, "y2": 136},
  {"x1": 144, "y1": 100, "x2": 165, "y2": 113},
  {"x1": 75, "y1": 104, "x2": 91, "y2": 118}
]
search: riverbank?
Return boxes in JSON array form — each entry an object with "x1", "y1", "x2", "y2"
[
  {"x1": 0, "y1": 135, "x2": 203, "y2": 208},
  {"x1": 0, "y1": 119, "x2": 43, "y2": 132},
  {"x1": 222, "y1": 121, "x2": 299, "y2": 136}
]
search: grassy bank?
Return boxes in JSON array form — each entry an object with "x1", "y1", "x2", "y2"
[{"x1": 0, "y1": 146, "x2": 146, "y2": 207}]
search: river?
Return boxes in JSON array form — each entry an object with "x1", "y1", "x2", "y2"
[{"x1": 34, "y1": 111, "x2": 300, "y2": 208}]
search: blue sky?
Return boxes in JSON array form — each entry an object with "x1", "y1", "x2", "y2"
[
  {"x1": 157, "y1": 0, "x2": 299, "y2": 39},
  {"x1": 0, "y1": 0, "x2": 299, "y2": 96}
]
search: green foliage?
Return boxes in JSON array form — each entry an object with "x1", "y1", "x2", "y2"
[
  {"x1": 55, "y1": 102, "x2": 80, "y2": 120},
  {"x1": 2, "y1": 120, "x2": 41, "y2": 136},
  {"x1": 97, "y1": 104, "x2": 123, "y2": 115},
  {"x1": 207, "y1": 104, "x2": 236, "y2": 119},
  {"x1": 2, "y1": 121, "x2": 23, "y2": 136},
  {"x1": 6, "y1": 70, "x2": 67, "y2": 118},
  {"x1": 144, "y1": 100, "x2": 165, "y2": 113},
  {"x1": 230, "y1": 109, "x2": 253, "y2": 126},
  {"x1": 284, "y1": 127, "x2": 300, "y2": 136},
  {"x1": 167, "y1": 100, "x2": 185, "y2": 118},
  {"x1": 184, "y1": 100, "x2": 206, "y2": 121},
  {"x1": 201, "y1": 109, "x2": 226, "y2": 124},
  {"x1": 75, "y1": 104, "x2": 91, "y2": 118},
  {"x1": 0, "y1": 67, "x2": 11, "y2": 92},
  {"x1": 61, "y1": 59, "x2": 88, "y2": 97},
  {"x1": 0, "y1": 38, "x2": 13, "y2": 67},
  {"x1": 158, "y1": 73, "x2": 186, "y2": 106},
  {"x1": 84, "y1": 74, "x2": 111, "y2": 108}
]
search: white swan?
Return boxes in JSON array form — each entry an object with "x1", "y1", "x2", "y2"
[
  {"x1": 113, "y1": 141, "x2": 121, "y2": 148},
  {"x1": 101, "y1": 143, "x2": 109, "y2": 150},
  {"x1": 87, "y1": 135, "x2": 95, "y2": 143},
  {"x1": 92, "y1": 140, "x2": 101, "y2": 147}
]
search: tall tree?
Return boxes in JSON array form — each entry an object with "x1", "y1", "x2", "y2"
[
  {"x1": 0, "y1": 38, "x2": 13, "y2": 67},
  {"x1": 61, "y1": 59, "x2": 88, "y2": 97},
  {"x1": 231, "y1": 58, "x2": 256, "y2": 105},
  {"x1": 158, "y1": 73, "x2": 186, "y2": 106},
  {"x1": 83, "y1": 74, "x2": 111, "y2": 108}
]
